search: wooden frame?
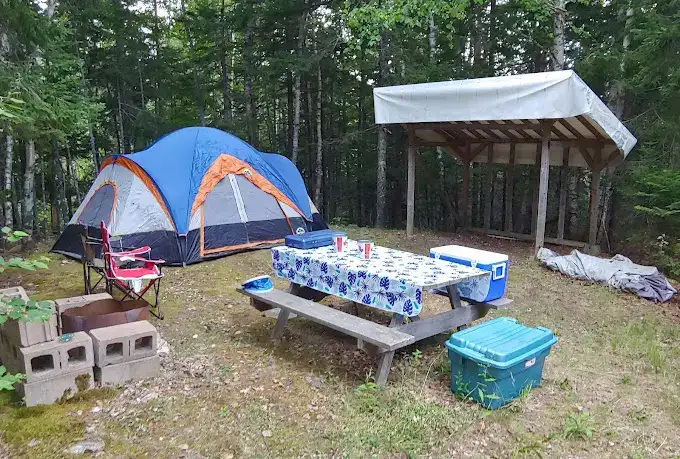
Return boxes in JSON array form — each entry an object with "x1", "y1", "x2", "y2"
[{"x1": 401, "y1": 116, "x2": 620, "y2": 252}]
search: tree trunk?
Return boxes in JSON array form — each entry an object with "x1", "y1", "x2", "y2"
[
  {"x1": 180, "y1": 0, "x2": 206, "y2": 126},
  {"x1": 220, "y1": 0, "x2": 232, "y2": 124},
  {"x1": 51, "y1": 141, "x2": 67, "y2": 231},
  {"x1": 23, "y1": 140, "x2": 36, "y2": 235},
  {"x1": 488, "y1": 0, "x2": 497, "y2": 75},
  {"x1": 244, "y1": 22, "x2": 258, "y2": 148},
  {"x1": 552, "y1": 0, "x2": 567, "y2": 70},
  {"x1": 375, "y1": 30, "x2": 389, "y2": 227},
  {"x1": 66, "y1": 143, "x2": 80, "y2": 211},
  {"x1": 4, "y1": 133, "x2": 13, "y2": 228},
  {"x1": 314, "y1": 61, "x2": 323, "y2": 210},
  {"x1": 40, "y1": 161, "x2": 47, "y2": 236},
  {"x1": 291, "y1": 9, "x2": 308, "y2": 165},
  {"x1": 116, "y1": 78, "x2": 125, "y2": 153}
]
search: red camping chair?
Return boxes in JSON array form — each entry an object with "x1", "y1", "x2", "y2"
[{"x1": 100, "y1": 221, "x2": 165, "y2": 319}]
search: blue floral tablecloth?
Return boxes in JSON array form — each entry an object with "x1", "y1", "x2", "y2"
[{"x1": 271, "y1": 241, "x2": 487, "y2": 317}]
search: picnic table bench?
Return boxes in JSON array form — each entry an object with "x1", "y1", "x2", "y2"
[{"x1": 238, "y1": 241, "x2": 512, "y2": 385}]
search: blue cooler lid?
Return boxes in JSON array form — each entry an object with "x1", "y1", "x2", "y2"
[{"x1": 446, "y1": 317, "x2": 557, "y2": 370}]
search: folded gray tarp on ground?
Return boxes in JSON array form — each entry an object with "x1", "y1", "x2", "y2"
[{"x1": 537, "y1": 248, "x2": 677, "y2": 303}]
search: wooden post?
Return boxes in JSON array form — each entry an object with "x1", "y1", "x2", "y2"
[
  {"x1": 557, "y1": 147, "x2": 569, "y2": 240},
  {"x1": 504, "y1": 144, "x2": 515, "y2": 232},
  {"x1": 406, "y1": 133, "x2": 416, "y2": 237},
  {"x1": 484, "y1": 144, "x2": 493, "y2": 231},
  {"x1": 588, "y1": 153, "x2": 602, "y2": 246},
  {"x1": 534, "y1": 123, "x2": 552, "y2": 254},
  {"x1": 531, "y1": 144, "x2": 541, "y2": 236},
  {"x1": 461, "y1": 155, "x2": 471, "y2": 229}
]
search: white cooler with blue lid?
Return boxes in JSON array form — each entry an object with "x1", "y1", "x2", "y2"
[{"x1": 430, "y1": 245, "x2": 508, "y2": 302}]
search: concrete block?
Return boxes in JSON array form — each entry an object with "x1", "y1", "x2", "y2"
[
  {"x1": 2, "y1": 303, "x2": 58, "y2": 347},
  {"x1": 16, "y1": 332, "x2": 93, "y2": 383},
  {"x1": 17, "y1": 368, "x2": 94, "y2": 407},
  {"x1": 55, "y1": 293, "x2": 112, "y2": 333},
  {"x1": 0, "y1": 286, "x2": 29, "y2": 301},
  {"x1": 0, "y1": 332, "x2": 20, "y2": 370},
  {"x1": 89, "y1": 321, "x2": 157, "y2": 367},
  {"x1": 94, "y1": 354, "x2": 160, "y2": 386},
  {"x1": 59, "y1": 332, "x2": 94, "y2": 374}
]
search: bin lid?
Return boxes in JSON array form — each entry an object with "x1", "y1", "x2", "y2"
[
  {"x1": 430, "y1": 245, "x2": 508, "y2": 264},
  {"x1": 446, "y1": 317, "x2": 557, "y2": 369}
]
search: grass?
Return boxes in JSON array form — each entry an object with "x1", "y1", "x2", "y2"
[{"x1": 0, "y1": 227, "x2": 679, "y2": 457}]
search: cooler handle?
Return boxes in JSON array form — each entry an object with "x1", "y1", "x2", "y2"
[{"x1": 491, "y1": 263, "x2": 506, "y2": 281}]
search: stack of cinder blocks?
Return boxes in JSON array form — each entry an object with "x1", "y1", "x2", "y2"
[
  {"x1": 0, "y1": 287, "x2": 95, "y2": 406},
  {"x1": 0, "y1": 288, "x2": 161, "y2": 405},
  {"x1": 89, "y1": 321, "x2": 160, "y2": 386}
]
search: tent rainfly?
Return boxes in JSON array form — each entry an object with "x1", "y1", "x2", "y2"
[{"x1": 373, "y1": 70, "x2": 637, "y2": 252}]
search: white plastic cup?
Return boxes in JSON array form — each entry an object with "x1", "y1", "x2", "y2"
[
  {"x1": 333, "y1": 233, "x2": 347, "y2": 252},
  {"x1": 357, "y1": 240, "x2": 374, "y2": 260}
]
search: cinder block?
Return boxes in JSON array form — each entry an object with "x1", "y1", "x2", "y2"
[
  {"x1": 55, "y1": 293, "x2": 112, "y2": 333},
  {"x1": 59, "y1": 332, "x2": 94, "y2": 374},
  {"x1": 17, "y1": 340, "x2": 62, "y2": 382},
  {"x1": 94, "y1": 354, "x2": 160, "y2": 386},
  {"x1": 0, "y1": 332, "x2": 20, "y2": 370},
  {"x1": 17, "y1": 368, "x2": 94, "y2": 407},
  {"x1": 2, "y1": 303, "x2": 58, "y2": 347},
  {"x1": 89, "y1": 321, "x2": 157, "y2": 367},
  {"x1": 16, "y1": 332, "x2": 93, "y2": 383},
  {"x1": 0, "y1": 286, "x2": 29, "y2": 301}
]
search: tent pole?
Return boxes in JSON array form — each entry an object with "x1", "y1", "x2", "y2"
[
  {"x1": 406, "y1": 130, "x2": 416, "y2": 237},
  {"x1": 557, "y1": 147, "x2": 569, "y2": 240},
  {"x1": 484, "y1": 144, "x2": 493, "y2": 231},
  {"x1": 504, "y1": 143, "x2": 515, "y2": 232},
  {"x1": 534, "y1": 122, "x2": 552, "y2": 254}
]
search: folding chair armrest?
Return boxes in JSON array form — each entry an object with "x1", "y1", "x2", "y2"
[{"x1": 106, "y1": 253, "x2": 164, "y2": 264}]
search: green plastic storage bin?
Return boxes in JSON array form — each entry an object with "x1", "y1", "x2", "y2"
[{"x1": 446, "y1": 317, "x2": 557, "y2": 409}]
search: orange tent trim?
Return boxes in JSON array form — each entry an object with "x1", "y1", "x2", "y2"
[
  {"x1": 100, "y1": 156, "x2": 175, "y2": 230},
  {"x1": 190, "y1": 154, "x2": 308, "y2": 220}
]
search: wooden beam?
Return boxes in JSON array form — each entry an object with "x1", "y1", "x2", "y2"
[
  {"x1": 535, "y1": 122, "x2": 552, "y2": 253},
  {"x1": 588, "y1": 166, "x2": 602, "y2": 245},
  {"x1": 484, "y1": 144, "x2": 494, "y2": 230},
  {"x1": 579, "y1": 147, "x2": 595, "y2": 169},
  {"x1": 531, "y1": 143, "x2": 541, "y2": 236},
  {"x1": 559, "y1": 118, "x2": 586, "y2": 139},
  {"x1": 468, "y1": 142, "x2": 489, "y2": 161},
  {"x1": 557, "y1": 147, "x2": 569, "y2": 240},
  {"x1": 406, "y1": 142, "x2": 416, "y2": 237},
  {"x1": 504, "y1": 144, "x2": 515, "y2": 232},
  {"x1": 462, "y1": 146, "x2": 471, "y2": 228},
  {"x1": 576, "y1": 115, "x2": 606, "y2": 140},
  {"x1": 457, "y1": 121, "x2": 546, "y2": 131}
]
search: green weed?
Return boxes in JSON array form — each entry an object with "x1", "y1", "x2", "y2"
[{"x1": 562, "y1": 411, "x2": 594, "y2": 440}]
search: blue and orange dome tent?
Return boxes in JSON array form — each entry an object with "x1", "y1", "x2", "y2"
[{"x1": 52, "y1": 127, "x2": 326, "y2": 265}]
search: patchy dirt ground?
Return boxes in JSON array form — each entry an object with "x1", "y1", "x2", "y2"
[{"x1": 1, "y1": 226, "x2": 679, "y2": 458}]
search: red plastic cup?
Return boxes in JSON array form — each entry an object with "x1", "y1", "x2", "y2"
[
  {"x1": 357, "y1": 240, "x2": 374, "y2": 260},
  {"x1": 333, "y1": 234, "x2": 347, "y2": 252}
]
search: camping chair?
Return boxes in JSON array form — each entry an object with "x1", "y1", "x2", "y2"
[
  {"x1": 80, "y1": 226, "x2": 106, "y2": 294},
  {"x1": 100, "y1": 221, "x2": 165, "y2": 319}
]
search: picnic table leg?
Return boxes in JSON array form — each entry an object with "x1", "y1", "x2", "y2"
[
  {"x1": 446, "y1": 285, "x2": 467, "y2": 331},
  {"x1": 271, "y1": 309, "x2": 291, "y2": 341},
  {"x1": 375, "y1": 350, "x2": 395, "y2": 386}
]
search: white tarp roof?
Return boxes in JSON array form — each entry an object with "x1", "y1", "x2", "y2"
[{"x1": 373, "y1": 70, "x2": 637, "y2": 168}]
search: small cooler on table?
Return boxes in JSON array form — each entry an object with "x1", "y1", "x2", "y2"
[
  {"x1": 430, "y1": 245, "x2": 508, "y2": 302},
  {"x1": 446, "y1": 317, "x2": 557, "y2": 409},
  {"x1": 284, "y1": 229, "x2": 345, "y2": 249}
]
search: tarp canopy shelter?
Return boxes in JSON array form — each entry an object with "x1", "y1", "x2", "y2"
[
  {"x1": 52, "y1": 127, "x2": 326, "y2": 265},
  {"x1": 373, "y1": 70, "x2": 637, "y2": 252}
]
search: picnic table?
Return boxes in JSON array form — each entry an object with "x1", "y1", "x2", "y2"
[{"x1": 238, "y1": 240, "x2": 512, "y2": 385}]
